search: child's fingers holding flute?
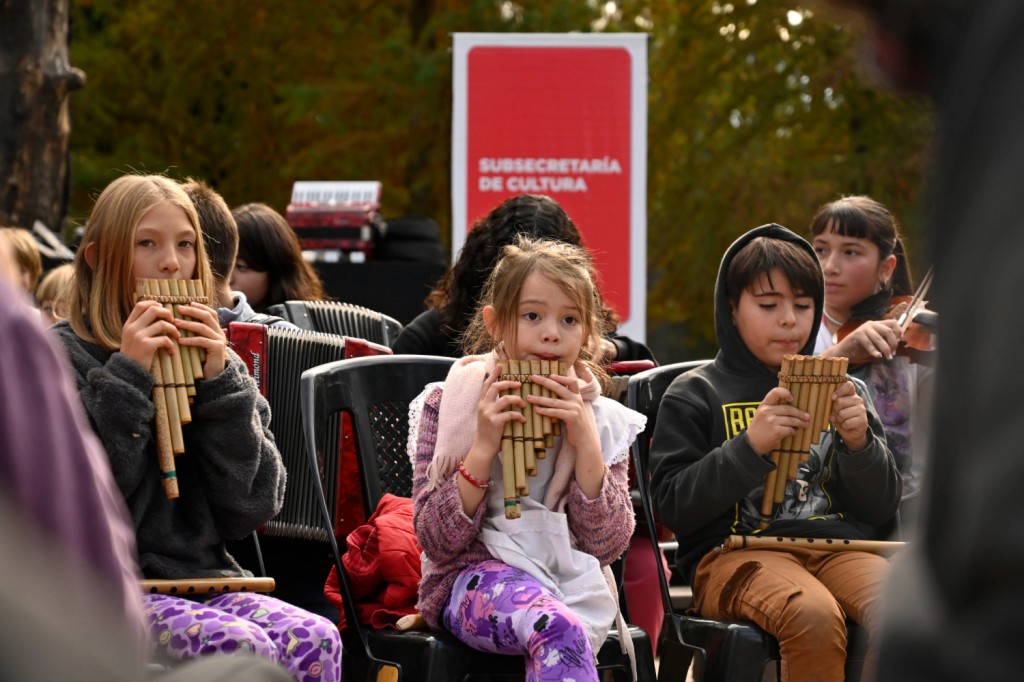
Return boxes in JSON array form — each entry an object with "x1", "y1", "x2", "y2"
[
  {"x1": 526, "y1": 368, "x2": 596, "y2": 450},
  {"x1": 829, "y1": 380, "x2": 870, "y2": 451},
  {"x1": 473, "y1": 363, "x2": 527, "y2": 455},
  {"x1": 174, "y1": 301, "x2": 228, "y2": 378},
  {"x1": 120, "y1": 299, "x2": 179, "y2": 371}
]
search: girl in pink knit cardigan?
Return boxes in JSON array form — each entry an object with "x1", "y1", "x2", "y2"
[{"x1": 409, "y1": 237, "x2": 646, "y2": 681}]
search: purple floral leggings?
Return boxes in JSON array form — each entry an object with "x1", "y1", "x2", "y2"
[
  {"x1": 443, "y1": 560, "x2": 598, "y2": 682},
  {"x1": 143, "y1": 592, "x2": 340, "y2": 682}
]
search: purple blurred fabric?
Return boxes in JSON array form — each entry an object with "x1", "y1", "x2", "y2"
[{"x1": 0, "y1": 276, "x2": 145, "y2": 647}]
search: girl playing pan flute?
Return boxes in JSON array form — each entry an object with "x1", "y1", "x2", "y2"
[
  {"x1": 409, "y1": 237, "x2": 646, "y2": 681},
  {"x1": 52, "y1": 174, "x2": 340, "y2": 681}
]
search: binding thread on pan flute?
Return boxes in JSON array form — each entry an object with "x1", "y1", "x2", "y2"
[
  {"x1": 135, "y1": 278, "x2": 210, "y2": 500},
  {"x1": 758, "y1": 354, "x2": 849, "y2": 529},
  {"x1": 500, "y1": 360, "x2": 564, "y2": 519}
]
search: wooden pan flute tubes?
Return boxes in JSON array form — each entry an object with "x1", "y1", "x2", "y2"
[
  {"x1": 150, "y1": 355, "x2": 178, "y2": 499},
  {"x1": 499, "y1": 359, "x2": 564, "y2": 519},
  {"x1": 758, "y1": 354, "x2": 850, "y2": 529},
  {"x1": 135, "y1": 278, "x2": 212, "y2": 499},
  {"x1": 726, "y1": 534, "x2": 905, "y2": 556},
  {"x1": 184, "y1": 279, "x2": 208, "y2": 369},
  {"x1": 150, "y1": 278, "x2": 191, "y2": 425}
]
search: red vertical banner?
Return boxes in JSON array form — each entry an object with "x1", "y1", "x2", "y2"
[{"x1": 453, "y1": 34, "x2": 647, "y2": 340}]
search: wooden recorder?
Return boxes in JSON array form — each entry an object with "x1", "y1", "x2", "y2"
[
  {"x1": 759, "y1": 354, "x2": 849, "y2": 529},
  {"x1": 135, "y1": 278, "x2": 210, "y2": 500},
  {"x1": 140, "y1": 576, "x2": 276, "y2": 595},
  {"x1": 726, "y1": 534, "x2": 905, "y2": 555},
  {"x1": 499, "y1": 360, "x2": 565, "y2": 519}
]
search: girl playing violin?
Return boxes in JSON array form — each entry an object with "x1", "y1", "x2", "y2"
[{"x1": 811, "y1": 195, "x2": 933, "y2": 500}]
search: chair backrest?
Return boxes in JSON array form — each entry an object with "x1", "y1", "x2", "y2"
[
  {"x1": 269, "y1": 300, "x2": 404, "y2": 346},
  {"x1": 302, "y1": 354, "x2": 455, "y2": 519},
  {"x1": 626, "y1": 360, "x2": 710, "y2": 613},
  {"x1": 300, "y1": 354, "x2": 455, "y2": 661}
]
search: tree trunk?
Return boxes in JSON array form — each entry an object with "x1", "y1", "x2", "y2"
[{"x1": 0, "y1": 0, "x2": 84, "y2": 232}]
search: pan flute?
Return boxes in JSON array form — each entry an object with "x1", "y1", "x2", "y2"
[
  {"x1": 135, "y1": 278, "x2": 209, "y2": 500},
  {"x1": 499, "y1": 360, "x2": 564, "y2": 519},
  {"x1": 759, "y1": 354, "x2": 849, "y2": 529}
]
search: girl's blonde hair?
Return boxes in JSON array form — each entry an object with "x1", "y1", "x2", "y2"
[
  {"x1": 35, "y1": 263, "x2": 75, "y2": 321},
  {"x1": 68, "y1": 174, "x2": 214, "y2": 351},
  {"x1": 1, "y1": 227, "x2": 43, "y2": 292},
  {"x1": 462, "y1": 236, "x2": 610, "y2": 384}
]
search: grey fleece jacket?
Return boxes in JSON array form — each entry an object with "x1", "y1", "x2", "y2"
[{"x1": 52, "y1": 320, "x2": 286, "y2": 580}]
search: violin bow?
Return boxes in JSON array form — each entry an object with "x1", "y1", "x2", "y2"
[{"x1": 896, "y1": 266, "x2": 933, "y2": 333}]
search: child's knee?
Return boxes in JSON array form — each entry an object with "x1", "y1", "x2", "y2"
[
  {"x1": 196, "y1": 620, "x2": 278, "y2": 660},
  {"x1": 777, "y1": 591, "x2": 847, "y2": 645},
  {"x1": 266, "y1": 613, "x2": 342, "y2": 660},
  {"x1": 525, "y1": 598, "x2": 592, "y2": 649}
]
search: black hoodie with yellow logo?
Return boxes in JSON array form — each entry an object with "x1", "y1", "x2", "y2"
[{"x1": 648, "y1": 223, "x2": 901, "y2": 583}]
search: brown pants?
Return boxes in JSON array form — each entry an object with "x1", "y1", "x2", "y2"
[{"x1": 693, "y1": 545, "x2": 890, "y2": 682}]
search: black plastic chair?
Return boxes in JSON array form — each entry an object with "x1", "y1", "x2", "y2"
[
  {"x1": 627, "y1": 361, "x2": 869, "y2": 682},
  {"x1": 301, "y1": 354, "x2": 656, "y2": 681},
  {"x1": 268, "y1": 300, "x2": 403, "y2": 345}
]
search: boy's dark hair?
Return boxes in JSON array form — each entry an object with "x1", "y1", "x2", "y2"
[
  {"x1": 181, "y1": 178, "x2": 238, "y2": 284},
  {"x1": 726, "y1": 236, "x2": 822, "y2": 307}
]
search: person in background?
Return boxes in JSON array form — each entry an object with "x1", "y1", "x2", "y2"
[
  {"x1": 52, "y1": 173, "x2": 340, "y2": 681},
  {"x1": 230, "y1": 202, "x2": 326, "y2": 313},
  {"x1": 182, "y1": 180, "x2": 297, "y2": 329},
  {"x1": 827, "y1": 2, "x2": 1024, "y2": 680},
  {"x1": 810, "y1": 195, "x2": 932, "y2": 501},
  {"x1": 392, "y1": 193, "x2": 656, "y2": 364},
  {"x1": 649, "y1": 224, "x2": 901, "y2": 681},
  {"x1": 0, "y1": 226, "x2": 43, "y2": 296},
  {"x1": 35, "y1": 262, "x2": 75, "y2": 326}
]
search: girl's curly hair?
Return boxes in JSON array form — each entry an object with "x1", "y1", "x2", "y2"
[{"x1": 426, "y1": 194, "x2": 618, "y2": 341}]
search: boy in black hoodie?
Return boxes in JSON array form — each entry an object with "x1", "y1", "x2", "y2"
[{"x1": 649, "y1": 224, "x2": 901, "y2": 681}]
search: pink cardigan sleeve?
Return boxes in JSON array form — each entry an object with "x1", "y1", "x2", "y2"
[
  {"x1": 566, "y1": 458, "x2": 636, "y2": 566},
  {"x1": 411, "y1": 387, "x2": 487, "y2": 564}
]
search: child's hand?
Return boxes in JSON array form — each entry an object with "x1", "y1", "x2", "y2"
[
  {"x1": 120, "y1": 300, "x2": 179, "y2": 371},
  {"x1": 528, "y1": 369, "x2": 600, "y2": 454},
  {"x1": 470, "y1": 364, "x2": 526, "y2": 463},
  {"x1": 746, "y1": 386, "x2": 810, "y2": 456},
  {"x1": 830, "y1": 380, "x2": 869, "y2": 450},
  {"x1": 175, "y1": 302, "x2": 228, "y2": 378},
  {"x1": 832, "y1": 319, "x2": 901, "y2": 362}
]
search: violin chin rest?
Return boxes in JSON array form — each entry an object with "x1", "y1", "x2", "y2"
[{"x1": 912, "y1": 310, "x2": 938, "y2": 329}]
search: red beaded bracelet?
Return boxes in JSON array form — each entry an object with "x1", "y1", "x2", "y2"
[{"x1": 458, "y1": 461, "x2": 493, "y2": 490}]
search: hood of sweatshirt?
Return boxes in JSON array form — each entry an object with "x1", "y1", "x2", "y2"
[{"x1": 713, "y1": 223, "x2": 824, "y2": 379}]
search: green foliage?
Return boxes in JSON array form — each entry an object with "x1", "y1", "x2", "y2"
[
  {"x1": 68, "y1": 0, "x2": 932, "y2": 363},
  {"x1": 636, "y1": 1, "x2": 931, "y2": 358}
]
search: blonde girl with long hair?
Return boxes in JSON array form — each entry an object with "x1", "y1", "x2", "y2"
[{"x1": 54, "y1": 174, "x2": 340, "y2": 682}]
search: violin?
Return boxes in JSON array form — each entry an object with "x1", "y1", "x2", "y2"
[{"x1": 837, "y1": 267, "x2": 937, "y2": 366}]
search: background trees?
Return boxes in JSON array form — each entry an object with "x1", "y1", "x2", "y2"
[{"x1": 7, "y1": 0, "x2": 932, "y2": 361}]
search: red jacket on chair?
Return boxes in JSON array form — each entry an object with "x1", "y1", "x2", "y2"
[{"x1": 324, "y1": 493, "x2": 422, "y2": 631}]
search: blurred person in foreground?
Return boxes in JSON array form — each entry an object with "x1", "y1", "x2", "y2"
[
  {"x1": 0, "y1": 238, "x2": 291, "y2": 681},
  {"x1": 825, "y1": 1, "x2": 1024, "y2": 679}
]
